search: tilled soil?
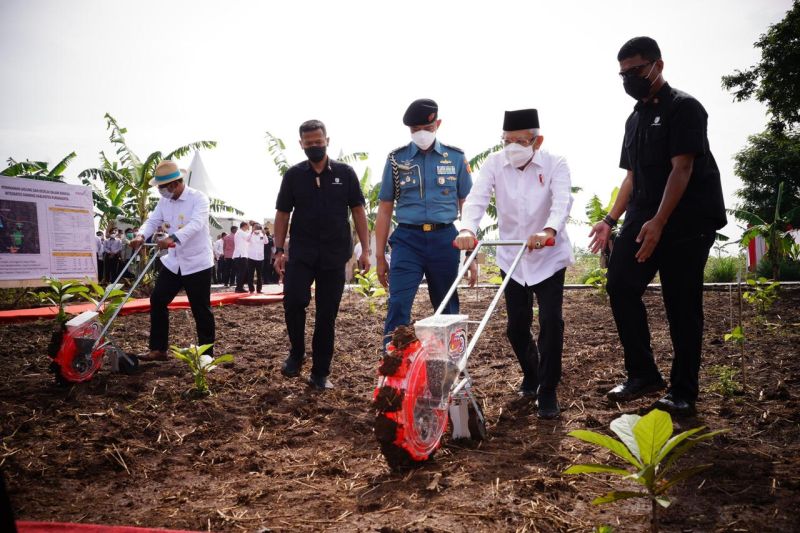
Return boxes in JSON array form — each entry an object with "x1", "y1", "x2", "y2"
[{"x1": 1, "y1": 287, "x2": 798, "y2": 532}]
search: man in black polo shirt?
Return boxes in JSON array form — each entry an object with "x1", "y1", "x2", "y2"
[
  {"x1": 273, "y1": 119, "x2": 371, "y2": 390},
  {"x1": 588, "y1": 36, "x2": 726, "y2": 416}
]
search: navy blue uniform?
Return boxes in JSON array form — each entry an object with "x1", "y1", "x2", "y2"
[{"x1": 378, "y1": 139, "x2": 472, "y2": 345}]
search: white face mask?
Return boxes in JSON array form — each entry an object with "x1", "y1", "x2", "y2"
[
  {"x1": 504, "y1": 143, "x2": 534, "y2": 168},
  {"x1": 411, "y1": 129, "x2": 436, "y2": 150},
  {"x1": 158, "y1": 186, "x2": 173, "y2": 199}
]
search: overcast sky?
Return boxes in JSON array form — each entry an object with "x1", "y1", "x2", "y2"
[{"x1": 0, "y1": 0, "x2": 792, "y2": 247}]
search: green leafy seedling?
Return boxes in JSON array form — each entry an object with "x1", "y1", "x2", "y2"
[
  {"x1": 742, "y1": 277, "x2": 780, "y2": 318},
  {"x1": 564, "y1": 409, "x2": 727, "y2": 533},
  {"x1": 28, "y1": 276, "x2": 90, "y2": 326},
  {"x1": 584, "y1": 267, "x2": 608, "y2": 299},
  {"x1": 170, "y1": 343, "x2": 233, "y2": 396},
  {"x1": 353, "y1": 268, "x2": 386, "y2": 314}
]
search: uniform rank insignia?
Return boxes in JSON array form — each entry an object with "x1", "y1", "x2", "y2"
[{"x1": 436, "y1": 165, "x2": 456, "y2": 175}]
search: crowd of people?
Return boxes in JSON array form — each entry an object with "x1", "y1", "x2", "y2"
[{"x1": 115, "y1": 36, "x2": 725, "y2": 418}]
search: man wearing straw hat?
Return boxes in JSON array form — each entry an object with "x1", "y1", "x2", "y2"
[{"x1": 129, "y1": 160, "x2": 216, "y2": 362}]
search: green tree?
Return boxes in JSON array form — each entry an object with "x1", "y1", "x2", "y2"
[
  {"x1": 1, "y1": 152, "x2": 77, "y2": 182},
  {"x1": 732, "y1": 130, "x2": 800, "y2": 224},
  {"x1": 721, "y1": 1, "x2": 800, "y2": 132}
]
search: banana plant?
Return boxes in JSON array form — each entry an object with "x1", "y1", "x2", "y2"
[
  {"x1": 564, "y1": 409, "x2": 727, "y2": 533},
  {"x1": 1, "y1": 152, "x2": 77, "y2": 182},
  {"x1": 80, "y1": 113, "x2": 237, "y2": 227},
  {"x1": 732, "y1": 181, "x2": 800, "y2": 280}
]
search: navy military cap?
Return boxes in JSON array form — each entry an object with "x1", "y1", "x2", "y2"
[
  {"x1": 503, "y1": 109, "x2": 540, "y2": 131},
  {"x1": 403, "y1": 98, "x2": 438, "y2": 126}
]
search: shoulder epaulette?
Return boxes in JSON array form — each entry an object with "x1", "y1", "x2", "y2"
[
  {"x1": 388, "y1": 144, "x2": 408, "y2": 157},
  {"x1": 440, "y1": 143, "x2": 464, "y2": 154}
]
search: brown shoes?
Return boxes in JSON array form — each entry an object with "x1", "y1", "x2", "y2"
[{"x1": 138, "y1": 350, "x2": 168, "y2": 361}]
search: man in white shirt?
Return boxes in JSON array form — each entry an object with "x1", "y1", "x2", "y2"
[
  {"x1": 232, "y1": 221, "x2": 251, "y2": 293},
  {"x1": 103, "y1": 230, "x2": 123, "y2": 282},
  {"x1": 455, "y1": 109, "x2": 574, "y2": 419},
  {"x1": 129, "y1": 160, "x2": 216, "y2": 362},
  {"x1": 213, "y1": 233, "x2": 226, "y2": 283},
  {"x1": 94, "y1": 231, "x2": 104, "y2": 281},
  {"x1": 246, "y1": 223, "x2": 266, "y2": 293}
]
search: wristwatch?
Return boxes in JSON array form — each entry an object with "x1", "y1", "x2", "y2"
[{"x1": 275, "y1": 247, "x2": 285, "y2": 254}]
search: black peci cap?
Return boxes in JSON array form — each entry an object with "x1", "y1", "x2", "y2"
[
  {"x1": 403, "y1": 98, "x2": 438, "y2": 126},
  {"x1": 503, "y1": 109, "x2": 540, "y2": 131}
]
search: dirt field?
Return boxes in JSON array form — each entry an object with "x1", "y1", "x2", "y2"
[{"x1": 1, "y1": 286, "x2": 799, "y2": 532}]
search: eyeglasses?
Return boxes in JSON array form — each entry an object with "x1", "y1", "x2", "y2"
[
  {"x1": 618, "y1": 60, "x2": 655, "y2": 79},
  {"x1": 501, "y1": 137, "x2": 537, "y2": 148},
  {"x1": 157, "y1": 182, "x2": 172, "y2": 190}
]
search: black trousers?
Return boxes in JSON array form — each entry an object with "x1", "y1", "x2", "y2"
[
  {"x1": 283, "y1": 258, "x2": 346, "y2": 378},
  {"x1": 220, "y1": 257, "x2": 234, "y2": 286},
  {"x1": 246, "y1": 258, "x2": 263, "y2": 292},
  {"x1": 607, "y1": 220, "x2": 714, "y2": 402},
  {"x1": 234, "y1": 257, "x2": 248, "y2": 291},
  {"x1": 502, "y1": 268, "x2": 566, "y2": 392},
  {"x1": 149, "y1": 267, "x2": 215, "y2": 355},
  {"x1": 103, "y1": 254, "x2": 120, "y2": 282}
]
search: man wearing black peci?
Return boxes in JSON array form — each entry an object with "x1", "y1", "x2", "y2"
[
  {"x1": 589, "y1": 36, "x2": 726, "y2": 417},
  {"x1": 273, "y1": 119, "x2": 371, "y2": 390}
]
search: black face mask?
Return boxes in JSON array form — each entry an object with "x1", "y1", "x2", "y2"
[
  {"x1": 622, "y1": 63, "x2": 656, "y2": 101},
  {"x1": 304, "y1": 146, "x2": 327, "y2": 163}
]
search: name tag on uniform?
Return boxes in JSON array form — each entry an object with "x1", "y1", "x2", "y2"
[{"x1": 437, "y1": 165, "x2": 456, "y2": 175}]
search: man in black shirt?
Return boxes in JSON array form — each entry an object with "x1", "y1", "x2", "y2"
[
  {"x1": 273, "y1": 119, "x2": 371, "y2": 390},
  {"x1": 589, "y1": 36, "x2": 726, "y2": 417}
]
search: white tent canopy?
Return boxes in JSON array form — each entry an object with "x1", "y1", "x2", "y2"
[{"x1": 186, "y1": 151, "x2": 221, "y2": 199}]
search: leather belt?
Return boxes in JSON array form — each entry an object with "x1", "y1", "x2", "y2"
[{"x1": 398, "y1": 223, "x2": 454, "y2": 232}]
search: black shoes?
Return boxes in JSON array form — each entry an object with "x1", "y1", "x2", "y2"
[
  {"x1": 518, "y1": 376, "x2": 538, "y2": 399},
  {"x1": 307, "y1": 374, "x2": 333, "y2": 390},
  {"x1": 653, "y1": 393, "x2": 697, "y2": 417},
  {"x1": 536, "y1": 388, "x2": 560, "y2": 419},
  {"x1": 281, "y1": 355, "x2": 303, "y2": 378},
  {"x1": 607, "y1": 377, "x2": 667, "y2": 403}
]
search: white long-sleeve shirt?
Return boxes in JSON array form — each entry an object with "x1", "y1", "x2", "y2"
[
  {"x1": 247, "y1": 232, "x2": 266, "y2": 261},
  {"x1": 461, "y1": 149, "x2": 574, "y2": 286},
  {"x1": 212, "y1": 238, "x2": 224, "y2": 260},
  {"x1": 138, "y1": 186, "x2": 214, "y2": 276},
  {"x1": 233, "y1": 229, "x2": 251, "y2": 259},
  {"x1": 103, "y1": 237, "x2": 123, "y2": 255}
]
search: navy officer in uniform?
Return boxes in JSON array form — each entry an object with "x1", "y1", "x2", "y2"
[
  {"x1": 273, "y1": 119, "x2": 371, "y2": 390},
  {"x1": 375, "y1": 99, "x2": 476, "y2": 348}
]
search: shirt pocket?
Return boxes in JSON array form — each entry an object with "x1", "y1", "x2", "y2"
[
  {"x1": 398, "y1": 169, "x2": 420, "y2": 198},
  {"x1": 642, "y1": 126, "x2": 669, "y2": 166},
  {"x1": 433, "y1": 172, "x2": 458, "y2": 203}
]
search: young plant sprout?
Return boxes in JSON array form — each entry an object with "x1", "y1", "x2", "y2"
[
  {"x1": 170, "y1": 343, "x2": 233, "y2": 396},
  {"x1": 564, "y1": 409, "x2": 727, "y2": 533}
]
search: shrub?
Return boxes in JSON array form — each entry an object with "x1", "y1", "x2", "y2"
[
  {"x1": 756, "y1": 257, "x2": 800, "y2": 281},
  {"x1": 704, "y1": 256, "x2": 743, "y2": 282}
]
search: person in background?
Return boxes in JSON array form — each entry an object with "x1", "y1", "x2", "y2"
[
  {"x1": 213, "y1": 232, "x2": 226, "y2": 284},
  {"x1": 222, "y1": 226, "x2": 237, "y2": 287},
  {"x1": 95, "y1": 231, "x2": 105, "y2": 282},
  {"x1": 129, "y1": 159, "x2": 215, "y2": 362},
  {"x1": 233, "y1": 221, "x2": 251, "y2": 293},
  {"x1": 262, "y1": 228, "x2": 275, "y2": 284},
  {"x1": 246, "y1": 223, "x2": 266, "y2": 293},
  {"x1": 103, "y1": 229, "x2": 123, "y2": 282},
  {"x1": 119, "y1": 228, "x2": 134, "y2": 279}
]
